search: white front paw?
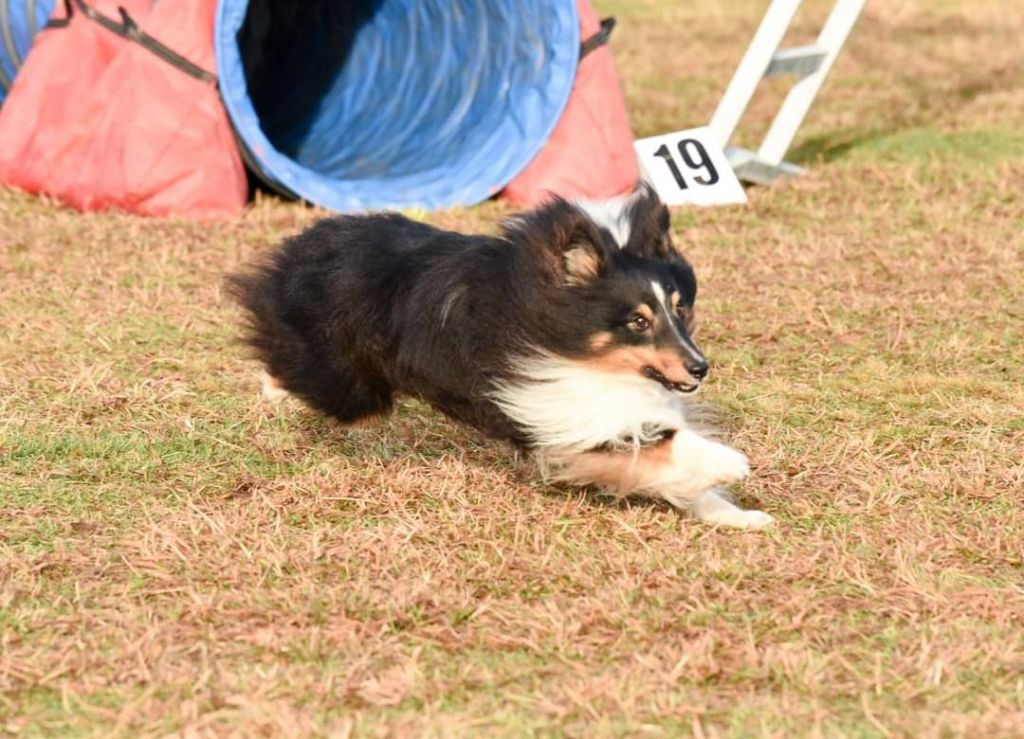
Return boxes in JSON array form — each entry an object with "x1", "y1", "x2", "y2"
[
  {"x1": 689, "y1": 490, "x2": 774, "y2": 529},
  {"x1": 732, "y1": 509, "x2": 774, "y2": 529},
  {"x1": 712, "y1": 444, "x2": 750, "y2": 484},
  {"x1": 702, "y1": 508, "x2": 775, "y2": 529},
  {"x1": 667, "y1": 431, "x2": 751, "y2": 492},
  {"x1": 693, "y1": 442, "x2": 749, "y2": 489}
]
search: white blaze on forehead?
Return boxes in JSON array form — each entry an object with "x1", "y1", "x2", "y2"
[
  {"x1": 650, "y1": 280, "x2": 703, "y2": 359},
  {"x1": 650, "y1": 280, "x2": 668, "y2": 312},
  {"x1": 574, "y1": 196, "x2": 633, "y2": 248}
]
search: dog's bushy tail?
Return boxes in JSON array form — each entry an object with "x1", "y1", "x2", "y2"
[{"x1": 226, "y1": 263, "x2": 304, "y2": 382}]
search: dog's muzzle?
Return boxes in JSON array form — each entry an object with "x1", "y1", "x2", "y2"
[{"x1": 643, "y1": 366, "x2": 701, "y2": 394}]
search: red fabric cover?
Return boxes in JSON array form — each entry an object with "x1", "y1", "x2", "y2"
[
  {"x1": 500, "y1": 0, "x2": 639, "y2": 206},
  {"x1": 0, "y1": 0, "x2": 245, "y2": 219}
]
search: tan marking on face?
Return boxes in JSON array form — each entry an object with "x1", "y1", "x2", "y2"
[
  {"x1": 588, "y1": 331, "x2": 613, "y2": 351},
  {"x1": 582, "y1": 345, "x2": 658, "y2": 374},
  {"x1": 679, "y1": 305, "x2": 695, "y2": 333},
  {"x1": 582, "y1": 346, "x2": 692, "y2": 384},
  {"x1": 634, "y1": 303, "x2": 654, "y2": 322},
  {"x1": 670, "y1": 291, "x2": 681, "y2": 312}
]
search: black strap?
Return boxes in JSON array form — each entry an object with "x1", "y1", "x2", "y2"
[
  {"x1": 45, "y1": 1, "x2": 75, "y2": 30},
  {"x1": 45, "y1": 0, "x2": 214, "y2": 82},
  {"x1": 580, "y1": 17, "x2": 616, "y2": 60}
]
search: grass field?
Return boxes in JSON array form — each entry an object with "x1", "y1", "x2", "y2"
[{"x1": 2, "y1": 0, "x2": 1023, "y2": 736}]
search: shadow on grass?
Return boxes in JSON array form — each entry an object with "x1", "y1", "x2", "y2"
[
  {"x1": 787, "y1": 126, "x2": 1024, "y2": 166},
  {"x1": 285, "y1": 403, "x2": 745, "y2": 518},
  {"x1": 787, "y1": 128, "x2": 894, "y2": 165}
]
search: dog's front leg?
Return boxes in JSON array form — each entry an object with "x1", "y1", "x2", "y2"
[
  {"x1": 656, "y1": 428, "x2": 749, "y2": 496},
  {"x1": 656, "y1": 430, "x2": 773, "y2": 529},
  {"x1": 686, "y1": 487, "x2": 774, "y2": 529},
  {"x1": 544, "y1": 430, "x2": 773, "y2": 529}
]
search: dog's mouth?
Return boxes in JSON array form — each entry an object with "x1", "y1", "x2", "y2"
[{"x1": 643, "y1": 366, "x2": 700, "y2": 394}]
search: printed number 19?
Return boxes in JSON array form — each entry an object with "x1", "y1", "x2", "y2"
[{"x1": 653, "y1": 138, "x2": 720, "y2": 190}]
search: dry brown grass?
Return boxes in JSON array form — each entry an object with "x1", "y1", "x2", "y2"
[{"x1": 2, "y1": 1, "x2": 1023, "y2": 736}]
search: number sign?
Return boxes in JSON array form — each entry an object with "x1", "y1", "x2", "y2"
[{"x1": 634, "y1": 127, "x2": 747, "y2": 206}]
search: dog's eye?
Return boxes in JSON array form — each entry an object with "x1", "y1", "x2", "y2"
[{"x1": 628, "y1": 314, "x2": 651, "y2": 332}]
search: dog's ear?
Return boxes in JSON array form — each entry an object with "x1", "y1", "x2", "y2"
[
  {"x1": 558, "y1": 214, "x2": 607, "y2": 286},
  {"x1": 506, "y1": 199, "x2": 608, "y2": 286},
  {"x1": 624, "y1": 183, "x2": 677, "y2": 261},
  {"x1": 562, "y1": 234, "x2": 605, "y2": 285}
]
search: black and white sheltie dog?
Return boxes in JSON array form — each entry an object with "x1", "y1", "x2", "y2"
[{"x1": 229, "y1": 185, "x2": 772, "y2": 528}]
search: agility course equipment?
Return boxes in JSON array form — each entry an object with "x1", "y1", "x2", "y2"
[
  {"x1": 0, "y1": 0, "x2": 637, "y2": 217},
  {"x1": 708, "y1": 0, "x2": 866, "y2": 184},
  {"x1": 217, "y1": 0, "x2": 582, "y2": 212},
  {"x1": 1, "y1": 0, "x2": 863, "y2": 216}
]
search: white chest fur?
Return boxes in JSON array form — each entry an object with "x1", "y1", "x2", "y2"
[{"x1": 490, "y1": 355, "x2": 689, "y2": 452}]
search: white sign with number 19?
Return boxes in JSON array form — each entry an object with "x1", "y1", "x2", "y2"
[{"x1": 634, "y1": 126, "x2": 747, "y2": 206}]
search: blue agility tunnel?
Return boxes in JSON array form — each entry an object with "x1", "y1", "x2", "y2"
[
  {"x1": 0, "y1": 0, "x2": 55, "y2": 104},
  {"x1": 216, "y1": 0, "x2": 581, "y2": 211}
]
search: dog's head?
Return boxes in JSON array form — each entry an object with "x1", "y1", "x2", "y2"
[{"x1": 512, "y1": 185, "x2": 708, "y2": 395}]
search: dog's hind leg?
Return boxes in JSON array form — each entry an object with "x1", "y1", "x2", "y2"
[
  {"x1": 259, "y1": 348, "x2": 395, "y2": 427},
  {"x1": 260, "y1": 371, "x2": 290, "y2": 403},
  {"x1": 258, "y1": 370, "x2": 389, "y2": 428},
  {"x1": 294, "y1": 366, "x2": 395, "y2": 428},
  {"x1": 230, "y1": 269, "x2": 393, "y2": 425}
]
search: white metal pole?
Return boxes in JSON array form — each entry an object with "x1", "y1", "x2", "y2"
[
  {"x1": 708, "y1": 0, "x2": 804, "y2": 150},
  {"x1": 756, "y1": 0, "x2": 867, "y2": 165}
]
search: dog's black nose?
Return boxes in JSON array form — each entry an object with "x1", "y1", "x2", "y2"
[{"x1": 689, "y1": 360, "x2": 709, "y2": 380}]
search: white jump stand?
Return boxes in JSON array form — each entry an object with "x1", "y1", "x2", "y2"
[{"x1": 708, "y1": 0, "x2": 867, "y2": 185}]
